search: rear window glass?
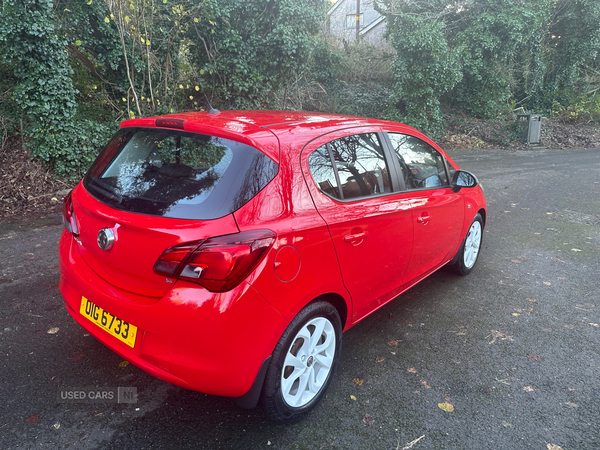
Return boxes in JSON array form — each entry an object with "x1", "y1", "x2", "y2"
[{"x1": 84, "y1": 128, "x2": 278, "y2": 220}]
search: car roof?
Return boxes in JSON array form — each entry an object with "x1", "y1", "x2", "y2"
[
  {"x1": 120, "y1": 110, "x2": 423, "y2": 162},
  {"x1": 124, "y1": 110, "x2": 399, "y2": 129}
]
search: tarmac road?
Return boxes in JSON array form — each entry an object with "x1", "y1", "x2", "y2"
[{"x1": 1, "y1": 147, "x2": 599, "y2": 450}]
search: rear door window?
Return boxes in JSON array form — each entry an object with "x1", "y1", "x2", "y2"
[
  {"x1": 308, "y1": 133, "x2": 392, "y2": 201},
  {"x1": 308, "y1": 146, "x2": 341, "y2": 199},
  {"x1": 84, "y1": 128, "x2": 278, "y2": 220}
]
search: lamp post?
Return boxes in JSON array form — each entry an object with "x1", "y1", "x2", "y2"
[{"x1": 356, "y1": 0, "x2": 360, "y2": 41}]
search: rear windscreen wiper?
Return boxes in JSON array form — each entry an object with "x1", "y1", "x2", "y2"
[{"x1": 87, "y1": 179, "x2": 123, "y2": 204}]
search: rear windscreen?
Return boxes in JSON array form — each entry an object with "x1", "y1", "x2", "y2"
[{"x1": 83, "y1": 128, "x2": 278, "y2": 220}]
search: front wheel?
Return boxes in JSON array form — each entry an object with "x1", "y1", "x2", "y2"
[
  {"x1": 448, "y1": 213, "x2": 483, "y2": 276},
  {"x1": 260, "y1": 301, "x2": 342, "y2": 423}
]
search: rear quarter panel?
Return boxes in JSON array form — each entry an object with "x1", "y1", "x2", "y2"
[{"x1": 233, "y1": 135, "x2": 352, "y2": 329}]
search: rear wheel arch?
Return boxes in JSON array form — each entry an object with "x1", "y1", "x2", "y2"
[
  {"x1": 252, "y1": 292, "x2": 348, "y2": 420},
  {"x1": 264, "y1": 291, "x2": 349, "y2": 359},
  {"x1": 314, "y1": 292, "x2": 349, "y2": 330},
  {"x1": 260, "y1": 299, "x2": 343, "y2": 422}
]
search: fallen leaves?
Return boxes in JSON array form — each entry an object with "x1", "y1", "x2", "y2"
[
  {"x1": 118, "y1": 360, "x2": 130, "y2": 368},
  {"x1": 387, "y1": 340, "x2": 399, "y2": 346},
  {"x1": 407, "y1": 367, "x2": 417, "y2": 374},
  {"x1": 448, "y1": 325, "x2": 468, "y2": 336},
  {"x1": 0, "y1": 141, "x2": 74, "y2": 221},
  {"x1": 511, "y1": 306, "x2": 533, "y2": 315},
  {"x1": 375, "y1": 356, "x2": 385, "y2": 363},
  {"x1": 24, "y1": 414, "x2": 39, "y2": 423},
  {"x1": 527, "y1": 353, "x2": 542, "y2": 361},
  {"x1": 362, "y1": 413, "x2": 374, "y2": 426},
  {"x1": 543, "y1": 281, "x2": 552, "y2": 286},
  {"x1": 576, "y1": 303, "x2": 595, "y2": 309},
  {"x1": 352, "y1": 377, "x2": 364, "y2": 386},
  {"x1": 546, "y1": 444, "x2": 565, "y2": 450},
  {"x1": 350, "y1": 395, "x2": 357, "y2": 401},
  {"x1": 522, "y1": 386, "x2": 539, "y2": 392},
  {"x1": 488, "y1": 330, "x2": 513, "y2": 344},
  {"x1": 437, "y1": 402, "x2": 454, "y2": 412},
  {"x1": 47, "y1": 327, "x2": 59, "y2": 334},
  {"x1": 421, "y1": 380, "x2": 431, "y2": 389}
]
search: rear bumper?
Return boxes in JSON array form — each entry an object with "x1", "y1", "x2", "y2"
[{"x1": 59, "y1": 231, "x2": 287, "y2": 398}]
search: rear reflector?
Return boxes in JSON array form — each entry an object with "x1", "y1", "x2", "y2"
[
  {"x1": 155, "y1": 118, "x2": 185, "y2": 130},
  {"x1": 62, "y1": 191, "x2": 79, "y2": 236},
  {"x1": 153, "y1": 230, "x2": 276, "y2": 292}
]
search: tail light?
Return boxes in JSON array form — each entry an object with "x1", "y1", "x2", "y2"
[
  {"x1": 62, "y1": 191, "x2": 79, "y2": 236},
  {"x1": 153, "y1": 230, "x2": 276, "y2": 293}
]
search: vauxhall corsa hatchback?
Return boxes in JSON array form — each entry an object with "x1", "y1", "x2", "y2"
[{"x1": 59, "y1": 110, "x2": 486, "y2": 422}]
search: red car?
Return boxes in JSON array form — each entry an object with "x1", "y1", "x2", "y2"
[{"x1": 59, "y1": 111, "x2": 486, "y2": 422}]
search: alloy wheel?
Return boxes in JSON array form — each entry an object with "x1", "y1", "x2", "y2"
[
  {"x1": 463, "y1": 220, "x2": 482, "y2": 269},
  {"x1": 280, "y1": 317, "x2": 336, "y2": 407}
]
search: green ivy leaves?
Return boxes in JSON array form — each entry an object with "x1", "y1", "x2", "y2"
[{"x1": 379, "y1": 0, "x2": 600, "y2": 132}]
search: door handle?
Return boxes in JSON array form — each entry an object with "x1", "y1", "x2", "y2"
[
  {"x1": 343, "y1": 231, "x2": 368, "y2": 244},
  {"x1": 416, "y1": 213, "x2": 430, "y2": 224}
]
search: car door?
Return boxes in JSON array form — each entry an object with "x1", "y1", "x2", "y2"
[
  {"x1": 384, "y1": 132, "x2": 464, "y2": 283},
  {"x1": 301, "y1": 128, "x2": 414, "y2": 322}
]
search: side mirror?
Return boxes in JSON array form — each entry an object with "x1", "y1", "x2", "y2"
[{"x1": 451, "y1": 170, "x2": 478, "y2": 192}]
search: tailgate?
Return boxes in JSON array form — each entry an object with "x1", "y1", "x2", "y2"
[{"x1": 70, "y1": 184, "x2": 239, "y2": 301}]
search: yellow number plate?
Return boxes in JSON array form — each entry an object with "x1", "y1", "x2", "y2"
[{"x1": 80, "y1": 297, "x2": 137, "y2": 348}]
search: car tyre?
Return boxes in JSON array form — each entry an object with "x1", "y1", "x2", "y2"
[
  {"x1": 448, "y1": 213, "x2": 483, "y2": 276},
  {"x1": 260, "y1": 301, "x2": 342, "y2": 423}
]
